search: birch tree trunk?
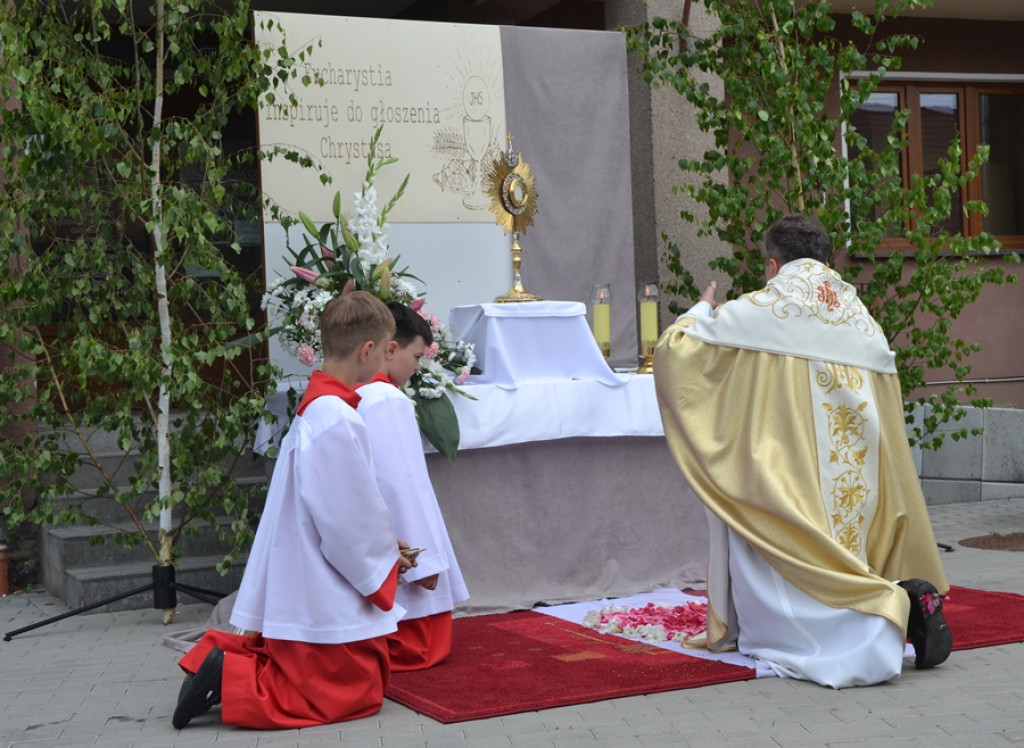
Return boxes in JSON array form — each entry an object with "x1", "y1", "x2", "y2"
[{"x1": 149, "y1": 0, "x2": 177, "y2": 625}]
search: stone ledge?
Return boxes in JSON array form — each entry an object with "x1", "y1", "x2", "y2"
[{"x1": 63, "y1": 555, "x2": 246, "y2": 612}]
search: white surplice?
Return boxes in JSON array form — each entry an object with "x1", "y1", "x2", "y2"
[
  {"x1": 230, "y1": 393, "x2": 405, "y2": 643},
  {"x1": 358, "y1": 381, "x2": 469, "y2": 619}
]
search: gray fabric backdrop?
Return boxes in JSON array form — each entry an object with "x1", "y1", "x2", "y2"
[{"x1": 500, "y1": 26, "x2": 638, "y2": 368}]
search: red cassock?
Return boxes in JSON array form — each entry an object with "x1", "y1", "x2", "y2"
[
  {"x1": 387, "y1": 611, "x2": 453, "y2": 672},
  {"x1": 178, "y1": 372, "x2": 405, "y2": 728},
  {"x1": 178, "y1": 629, "x2": 387, "y2": 729}
]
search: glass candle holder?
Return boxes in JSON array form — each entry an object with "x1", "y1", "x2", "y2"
[
  {"x1": 592, "y1": 283, "x2": 611, "y2": 358},
  {"x1": 637, "y1": 282, "x2": 661, "y2": 356},
  {"x1": 637, "y1": 282, "x2": 660, "y2": 373}
]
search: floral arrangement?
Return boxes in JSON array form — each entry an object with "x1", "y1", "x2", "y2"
[
  {"x1": 582, "y1": 601, "x2": 708, "y2": 645},
  {"x1": 262, "y1": 125, "x2": 476, "y2": 460}
]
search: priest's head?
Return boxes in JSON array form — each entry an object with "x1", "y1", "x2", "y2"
[{"x1": 764, "y1": 214, "x2": 831, "y2": 279}]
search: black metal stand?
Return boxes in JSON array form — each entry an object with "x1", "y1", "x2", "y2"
[{"x1": 4, "y1": 564, "x2": 226, "y2": 641}]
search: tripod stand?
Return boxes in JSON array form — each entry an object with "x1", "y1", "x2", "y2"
[{"x1": 4, "y1": 564, "x2": 226, "y2": 641}]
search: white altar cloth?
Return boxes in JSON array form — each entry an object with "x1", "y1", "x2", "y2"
[
  {"x1": 250, "y1": 303, "x2": 703, "y2": 615},
  {"x1": 449, "y1": 301, "x2": 624, "y2": 388},
  {"x1": 254, "y1": 374, "x2": 663, "y2": 455},
  {"x1": 443, "y1": 375, "x2": 661, "y2": 451}
]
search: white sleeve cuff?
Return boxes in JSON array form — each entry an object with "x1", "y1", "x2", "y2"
[{"x1": 678, "y1": 299, "x2": 713, "y2": 322}]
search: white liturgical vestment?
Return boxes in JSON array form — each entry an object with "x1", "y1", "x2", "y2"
[
  {"x1": 358, "y1": 380, "x2": 469, "y2": 619},
  {"x1": 230, "y1": 388, "x2": 405, "y2": 643}
]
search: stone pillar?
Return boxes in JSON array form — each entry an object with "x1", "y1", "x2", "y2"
[{"x1": 605, "y1": 0, "x2": 729, "y2": 323}]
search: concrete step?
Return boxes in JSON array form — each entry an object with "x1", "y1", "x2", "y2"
[
  {"x1": 63, "y1": 554, "x2": 246, "y2": 613},
  {"x1": 48, "y1": 474, "x2": 268, "y2": 525},
  {"x1": 40, "y1": 515, "x2": 252, "y2": 601},
  {"x1": 65, "y1": 452, "x2": 268, "y2": 497},
  {"x1": 41, "y1": 418, "x2": 269, "y2": 494},
  {"x1": 40, "y1": 476, "x2": 267, "y2": 604}
]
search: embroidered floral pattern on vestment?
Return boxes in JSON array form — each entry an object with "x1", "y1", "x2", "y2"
[
  {"x1": 745, "y1": 261, "x2": 883, "y2": 336},
  {"x1": 810, "y1": 361, "x2": 880, "y2": 560}
]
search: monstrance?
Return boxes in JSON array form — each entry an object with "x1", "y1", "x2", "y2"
[{"x1": 487, "y1": 134, "x2": 542, "y2": 303}]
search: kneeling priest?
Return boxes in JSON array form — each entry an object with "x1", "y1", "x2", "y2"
[{"x1": 654, "y1": 213, "x2": 952, "y2": 688}]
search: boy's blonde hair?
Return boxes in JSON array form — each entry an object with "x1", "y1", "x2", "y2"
[{"x1": 320, "y1": 291, "x2": 395, "y2": 361}]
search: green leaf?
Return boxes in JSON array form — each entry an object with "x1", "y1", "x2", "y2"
[{"x1": 413, "y1": 393, "x2": 461, "y2": 462}]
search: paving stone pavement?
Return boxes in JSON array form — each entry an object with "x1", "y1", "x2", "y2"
[{"x1": 3, "y1": 498, "x2": 1024, "y2": 748}]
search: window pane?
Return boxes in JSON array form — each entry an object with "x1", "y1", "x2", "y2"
[
  {"x1": 980, "y1": 93, "x2": 1024, "y2": 236},
  {"x1": 848, "y1": 92, "x2": 901, "y2": 234},
  {"x1": 920, "y1": 92, "x2": 963, "y2": 235}
]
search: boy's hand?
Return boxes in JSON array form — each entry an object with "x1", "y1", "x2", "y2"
[
  {"x1": 397, "y1": 538, "x2": 415, "y2": 574},
  {"x1": 414, "y1": 574, "x2": 439, "y2": 591}
]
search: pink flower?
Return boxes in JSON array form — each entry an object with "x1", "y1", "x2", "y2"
[
  {"x1": 456, "y1": 367, "x2": 470, "y2": 385},
  {"x1": 921, "y1": 592, "x2": 942, "y2": 616},
  {"x1": 319, "y1": 244, "x2": 335, "y2": 269},
  {"x1": 290, "y1": 266, "x2": 319, "y2": 284},
  {"x1": 342, "y1": 279, "x2": 355, "y2": 295},
  {"x1": 589, "y1": 602, "x2": 708, "y2": 642},
  {"x1": 428, "y1": 313, "x2": 441, "y2": 332},
  {"x1": 423, "y1": 342, "x2": 439, "y2": 359},
  {"x1": 296, "y1": 345, "x2": 316, "y2": 367},
  {"x1": 410, "y1": 298, "x2": 426, "y2": 312}
]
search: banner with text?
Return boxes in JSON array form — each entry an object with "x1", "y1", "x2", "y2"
[{"x1": 254, "y1": 12, "x2": 506, "y2": 224}]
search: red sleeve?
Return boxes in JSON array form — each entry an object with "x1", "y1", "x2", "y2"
[{"x1": 366, "y1": 560, "x2": 400, "y2": 611}]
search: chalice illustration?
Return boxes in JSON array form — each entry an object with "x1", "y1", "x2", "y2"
[{"x1": 462, "y1": 75, "x2": 491, "y2": 210}]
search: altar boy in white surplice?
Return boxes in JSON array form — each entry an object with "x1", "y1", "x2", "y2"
[
  {"x1": 358, "y1": 301, "x2": 469, "y2": 671},
  {"x1": 172, "y1": 292, "x2": 413, "y2": 730},
  {"x1": 654, "y1": 214, "x2": 952, "y2": 689}
]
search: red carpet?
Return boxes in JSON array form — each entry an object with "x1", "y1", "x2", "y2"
[
  {"x1": 385, "y1": 586, "x2": 1024, "y2": 723},
  {"x1": 384, "y1": 610, "x2": 755, "y2": 723},
  {"x1": 945, "y1": 585, "x2": 1024, "y2": 650}
]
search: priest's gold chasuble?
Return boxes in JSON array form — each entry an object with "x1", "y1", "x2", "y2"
[{"x1": 654, "y1": 260, "x2": 948, "y2": 651}]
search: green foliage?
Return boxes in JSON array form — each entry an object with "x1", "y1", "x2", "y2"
[
  {"x1": 412, "y1": 393, "x2": 461, "y2": 462},
  {"x1": 0, "y1": 2, "x2": 311, "y2": 569},
  {"x1": 627, "y1": 0, "x2": 1019, "y2": 447}
]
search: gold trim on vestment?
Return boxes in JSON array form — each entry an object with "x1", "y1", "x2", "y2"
[{"x1": 809, "y1": 361, "x2": 878, "y2": 563}]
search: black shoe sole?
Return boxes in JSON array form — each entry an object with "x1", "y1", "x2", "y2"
[
  {"x1": 172, "y1": 647, "x2": 224, "y2": 729},
  {"x1": 901, "y1": 579, "x2": 953, "y2": 669}
]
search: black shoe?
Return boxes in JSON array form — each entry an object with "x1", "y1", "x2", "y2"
[
  {"x1": 899, "y1": 579, "x2": 953, "y2": 669},
  {"x1": 172, "y1": 647, "x2": 224, "y2": 729},
  {"x1": 176, "y1": 674, "x2": 214, "y2": 718}
]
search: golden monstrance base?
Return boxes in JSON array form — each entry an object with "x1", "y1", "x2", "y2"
[
  {"x1": 494, "y1": 232, "x2": 542, "y2": 303},
  {"x1": 636, "y1": 353, "x2": 654, "y2": 374},
  {"x1": 494, "y1": 286, "x2": 543, "y2": 303}
]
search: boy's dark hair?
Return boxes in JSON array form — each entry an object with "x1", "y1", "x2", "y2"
[
  {"x1": 320, "y1": 291, "x2": 395, "y2": 360},
  {"x1": 387, "y1": 301, "x2": 434, "y2": 347}
]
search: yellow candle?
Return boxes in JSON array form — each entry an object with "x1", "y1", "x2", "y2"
[
  {"x1": 593, "y1": 302, "x2": 611, "y2": 357},
  {"x1": 639, "y1": 300, "x2": 659, "y2": 353}
]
